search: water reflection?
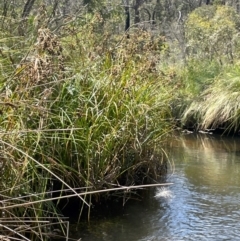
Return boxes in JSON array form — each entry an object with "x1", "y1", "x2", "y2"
[{"x1": 72, "y1": 134, "x2": 240, "y2": 241}]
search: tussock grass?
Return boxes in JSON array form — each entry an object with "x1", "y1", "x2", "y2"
[
  {"x1": 0, "y1": 10, "x2": 173, "y2": 239},
  {"x1": 182, "y1": 64, "x2": 240, "y2": 133},
  {"x1": 159, "y1": 60, "x2": 221, "y2": 122}
]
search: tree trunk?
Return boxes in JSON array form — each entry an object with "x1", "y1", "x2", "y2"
[
  {"x1": 133, "y1": 0, "x2": 145, "y2": 25},
  {"x1": 22, "y1": 0, "x2": 36, "y2": 18},
  {"x1": 124, "y1": 0, "x2": 130, "y2": 31},
  {"x1": 2, "y1": 0, "x2": 9, "y2": 17}
]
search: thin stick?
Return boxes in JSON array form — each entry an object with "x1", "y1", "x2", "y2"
[
  {"x1": 0, "y1": 140, "x2": 90, "y2": 207},
  {"x1": 0, "y1": 183, "x2": 173, "y2": 210},
  {"x1": 0, "y1": 224, "x2": 31, "y2": 241},
  {"x1": 1, "y1": 187, "x2": 92, "y2": 203},
  {"x1": 0, "y1": 127, "x2": 84, "y2": 135}
]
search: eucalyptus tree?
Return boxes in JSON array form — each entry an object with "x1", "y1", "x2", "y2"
[{"x1": 185, "y1": 5, "x2": 240, "y2": 63}]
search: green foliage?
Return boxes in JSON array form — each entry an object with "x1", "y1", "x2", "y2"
[
  {"x1": 0, "y1": 10, "x2": 172, "y2": 237},
  {"x1": 182, "y1": 63, "x2": 240, "y2": 133},
  {"x1": 158, "y1": 60, "x2": 221, "y2": 120},
  {"x1": 180, "y1": 59, "x2": 221, "y2": 96},
  {"x1": 185, "y1": 5, "x2": 240, "y2": 63},
  {"x1": 4, "y1": 1, "x2": 240, "y2": 238}
]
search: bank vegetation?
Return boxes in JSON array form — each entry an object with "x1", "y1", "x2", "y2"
[{"x1": 1, "y1": 0, "x2": 240, "y2": 240}]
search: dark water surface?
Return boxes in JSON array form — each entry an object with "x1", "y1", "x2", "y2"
[{"x1": 71, "y1": 134, "x2": 240, "y2": 241}]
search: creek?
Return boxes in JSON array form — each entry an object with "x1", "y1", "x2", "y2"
[{"x1": 69, "y1": 133, "x2": 240, "y2": 241}]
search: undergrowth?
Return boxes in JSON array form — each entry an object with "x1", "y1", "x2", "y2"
[
  {"x1": 182, "y1": 64, "x2": 240, "y2": 133},
  {"x1": 0, "y1": 10, "x2": 173, "y2": 240}
]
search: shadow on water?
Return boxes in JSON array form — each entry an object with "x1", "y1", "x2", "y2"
[{"x1": 68, "y1": 133, "x2": 240, "y2": 241}]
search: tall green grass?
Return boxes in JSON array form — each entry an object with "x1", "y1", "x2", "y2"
[
  {"x1": 0, "y1": 12, "x2": 173, "y2": 239},
  {"x1": 182, "y1": 63, "x2": 240, "y2": 133},
  {"x1": 159, "y1": 59, "x2": 221, "y2": 123}
]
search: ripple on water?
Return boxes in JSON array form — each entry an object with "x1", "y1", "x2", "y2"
[
  {"x1": 152, "y1": 169, "x2": 240, "y2": 241},
  {"x1": 72, "y1": 136, "x2": 240, "y2": 241}
]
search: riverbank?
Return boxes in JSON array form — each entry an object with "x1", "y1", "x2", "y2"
[
  {"x1": 0, "y1": 12, "x2": 173, "y2": 240},
  {"x1": 172, "y1": 62, "x2": 240, "y2": 135},
  {"x1": 1, "y1": 3, "x2": 240, "y2": 240}
]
